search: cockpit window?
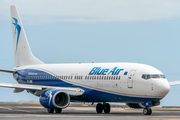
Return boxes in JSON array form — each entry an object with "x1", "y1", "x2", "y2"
[
  {"x1": 142, "y1": 74, "x2": 166, "y2": 80},
  {"x1": 151, "y1": 75, "x2": 160, "y2": 78},
  {"x1": 160, "y1": 75, "x2": 166, "y2": 78},
  {"x1": 147, "y1": 75, "x2": 150, "y2": 79},
  {"x1": 142, "y1": 75, "x2": 146, "y2": 79}
]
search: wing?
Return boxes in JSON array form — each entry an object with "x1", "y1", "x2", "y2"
[
  {"x1": 0, "y1": 82, "x2": 84, "y2": 97},
  {"x1": 169, "y1": 81, "x2": 180, "y2": 86},
  {"x1": 0, "y1": 69, "x2": 84, "y2": 96},
  {"x1": 0, "y1": 69, "x2": 16, "y2": 73}
]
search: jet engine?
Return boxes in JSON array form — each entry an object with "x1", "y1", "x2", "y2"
[{"x1": 40, "y1": 89, "x2": 70, "y2": 109}]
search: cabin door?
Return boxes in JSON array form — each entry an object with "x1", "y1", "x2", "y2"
[{"x1": 127, "y1": 70, "x2": 136, "y2": 88}]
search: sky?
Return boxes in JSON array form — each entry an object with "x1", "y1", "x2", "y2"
[{"x1": 0, "y1": 0, "x2": 180, "y2": 106}]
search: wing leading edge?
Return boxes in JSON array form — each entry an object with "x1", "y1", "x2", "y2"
[
  {"x1": 169, "y1": 81, "x2": 180, "y2": 86},
  {"x1": 0, "y1": 69, "x2": 16, "y2": 73},
  {"x1": 0, "y1": 82, "x2": 84, "y2": 96}
]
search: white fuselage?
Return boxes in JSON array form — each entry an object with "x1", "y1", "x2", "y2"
[{"x1": 14, "y1": 62, "x2": 170, "y2": 103}]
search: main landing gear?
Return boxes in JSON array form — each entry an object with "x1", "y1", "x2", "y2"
[
  {"x1": 47, "y1": 108, "x2": 62, "y2": 113},
  {"x1": 143, "y1": 107, "x2": 152, "y2": 115},
  {"x1": 96, "y1": 103, "x2": 111, "y2": 113}
]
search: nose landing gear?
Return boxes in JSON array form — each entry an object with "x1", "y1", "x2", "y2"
[
  {"x1": 96, "y1": 103, "x2": 111, "y2": 113},
  {"x1": 143, "y1": 107, "x2": 152, "y2": 115}
]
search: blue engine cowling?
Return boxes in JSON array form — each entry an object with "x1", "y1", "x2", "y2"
[
  {"x1": 40, "y1": 89, "x2": 70, "y2": 109},
  {"x1": 126, "y1": 103, "x2": 145, "y2": 109}
]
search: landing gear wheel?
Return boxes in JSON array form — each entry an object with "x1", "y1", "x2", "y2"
[
  {"x1": 47, "y1": 108, "x2": 54, "y2": 113},
  {"x1": 55, "y1": 108, "x2": 62, "y2": 113},
  {"x1": 143, "y1": 108, "x2": 148, "y2": 115},
  {"x1": 104, "y1": 103, "x2": 110, "y2": 113},
  {"x1": 96, "y1": 103, "x2": 104, "y2": 113},
  {"x1": 143, "y1": 107, "x2": 152, "y2": 115},
  {"x1": 148, "y1": 108, "x2": 152, "y2": 115}
]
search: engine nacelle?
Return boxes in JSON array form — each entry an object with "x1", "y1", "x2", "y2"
[
  {"x1": 40, "y1": 89, "x2": 70, "y2": 109},
  {"x1": 126, "y1": 103, "x2": 145, "y2": 109}
]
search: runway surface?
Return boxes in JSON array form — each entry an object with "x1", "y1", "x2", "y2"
[{"x1": 0, "y1": 103, "x2": 180, "y2": 120}]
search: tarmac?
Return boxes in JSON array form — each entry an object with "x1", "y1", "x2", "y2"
[{"x1": 0, "y1": 103, "x2": 180, "y2": 120}]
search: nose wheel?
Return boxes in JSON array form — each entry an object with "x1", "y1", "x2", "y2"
[
  {"x1": 96, "y1": 103, "x2": 111, "y2": 113},
  {"x1": 143, "y1": 107, "x2": 152, "y2": 115}
]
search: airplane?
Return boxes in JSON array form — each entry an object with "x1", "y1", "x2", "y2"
[{"x1": 0, "y1": 5, "x2": 180, "y2": 115}]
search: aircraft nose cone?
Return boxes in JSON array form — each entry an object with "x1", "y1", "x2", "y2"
[{"x1": 155, "y1": 79, "x2": 170, "y2": 98}]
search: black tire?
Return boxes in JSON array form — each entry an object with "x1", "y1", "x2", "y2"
[
  {"x1": 143, "y1": 108, "x2": 148, "y2": 115},
  {"x1": 104, "y1": 103, "x2": 110, "y2": 113},
  {"x1": 143, "y1": 108, "x2": 152, "y2": 115},
  {"x1": 47, "y1": 108, "x2": 54, "y2": 113},
  {"x1": 96, "y1": 103, "x2": 104, "y2": 113},
  {"x1": 147, "y1": 108, "x2": 152, "y2": 115},
  {"x1": 55, "y1": 108, "x2": 62, "y2": 113}
]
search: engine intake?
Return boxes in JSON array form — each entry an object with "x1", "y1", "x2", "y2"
[{"x1": 40, "y1": 89, "x2": 70, "y2": 109}]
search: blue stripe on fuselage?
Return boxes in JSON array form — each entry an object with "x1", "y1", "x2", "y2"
[{"x1": 14, "y1": 69, "x2": 161, "y2": 103}]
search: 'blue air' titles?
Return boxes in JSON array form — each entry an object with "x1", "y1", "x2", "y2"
[{"x1": 89, "y1": 67, "x2": 124, "y2": 75}]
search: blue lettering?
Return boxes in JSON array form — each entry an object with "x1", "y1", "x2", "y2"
[
  {"x1": 108, "y1": 67, "x2": 117, "y2": 75},
  {"x1": 89, "y1": 67, "x2": 123, "y2": 75},
  {"x1": 102, "y1": 69, "x2": 109, "y2": 75},
  {"x1": 96, "y1": 68, "x2": 102, "y2": 75},
  {"x1": 114, "y1": 69, "x2": 124, "y2": 75},
  {"x1": 89, "y1": 67, "x2": 99, "y2": 75}
]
